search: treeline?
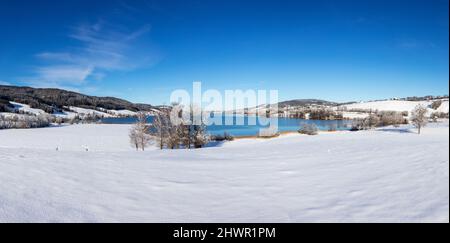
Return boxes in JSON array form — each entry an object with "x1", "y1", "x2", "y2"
[
  {"x1": 0, "y1": 114, "x2": 52, "y2": 129},
  {"x1": 405, "y1": 95, "x2": 449, "y2": 101},
  {"x1": 351, "y1": 111, "x2": 409, "y2": 131},
  {"x1": 0, "y1": 113, "x2": 106, "y2": 130},
  {"x1": 285, "y1": 108, "x2": 344, "y2": 120},
  {"x1": 0, "y1": 85, "x2": 155, "y2": 114},
  {"x1": 277, "y1": 99, "x2": 339, "y2": 108}
]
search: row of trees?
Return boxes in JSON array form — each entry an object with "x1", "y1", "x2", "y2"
[
  {"x1": 285, "y1": 108, "x2": 344, "y2": 120},
  {"x1": 351, "y1": 105, "x2": 429, "y2": 134},
  {"x1": 309, "y1": 108, "x2": 344, "y2": 120},
  {"x1": 0, "y1": 112, "x2": 106, "y2": 129},
  {"x1": 351, "y1": 110, "x2": 410, "y2": 131},
  {"x1": 129, "y1": 107, "x2": 210, "y2": 151},
  {"x1": 0, "y1": 114, "x2": 52, "y2": 129}
]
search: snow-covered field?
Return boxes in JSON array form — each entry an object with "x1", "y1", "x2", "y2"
[
  {"x1": 339, "y1": 99, "x2": 449, "y2": 119},
  {"x1": 0, "y1": 122, "x2": 448, "y2": 222}
]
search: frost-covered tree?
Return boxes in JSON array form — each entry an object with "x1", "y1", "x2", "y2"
[
  {"x1": 410, "y1": 105, "x2": 428, "y2": 134},
  {"x1": 129, "y1": 112, "x2": 151, "y2": 151},
  {"x1": 192, "y1": 122, "x2": 209, "y2": 148},
  {"x1": 378, "y1": 111, "x2": 406, "y2": 127},
  {"x1": 148, "y1": 104, "x2": 209, "y2": 149},
  {"x1": 298, "y1": 123, "x2": 318, "y2": 135},
  {"x1": 0, "y1": 114, "x2": 51, "y2": 129},
  {"x1": 431, "y1": 100, "x2": 442, "y2": 110},
  {"x1": 366, "y1": 113, "x2": 380, "y2": 129},
  {"x1": 187, "y1": 104, "x2": 209, "y2": 148},
  {"x1": 150, "y1": 109, "x2": 171, "y2": 149},
  {"x1": 55, "y1": 117, "x2": 63, "y2": 125}
]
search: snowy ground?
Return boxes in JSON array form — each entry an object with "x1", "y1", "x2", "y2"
[
  {"x1": 0, "y1": 122, "x2": 448, "y2": 222},
  {"x1": 341, "y1": 99, "x2": 449, "y2": 114},
  {"x1": 338, "y1": 99, "x2": 449, "y2": 119}
]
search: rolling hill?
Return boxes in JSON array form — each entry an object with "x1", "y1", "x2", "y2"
[{"x1": 0, "y1": 85, "x2": 155, "y2": 114}]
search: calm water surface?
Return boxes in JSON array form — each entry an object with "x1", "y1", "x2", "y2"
[{"x1": 102, "y1": 116, "x2": 352, "y2": 137}]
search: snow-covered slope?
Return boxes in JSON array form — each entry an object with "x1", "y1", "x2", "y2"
[
  {"x1": 342, "y1": 100, "x2": 433, "y2": 113},
  {"x1": 9, "y1": 102, "x2": 46, "y2": 115},
  {"x1": 0, "y1": 122, "x2": 448, "y2": 222},
  {"x1": 2, "y1": 101, "x2": 138, "y2": 119},
  {"x1": 58, "y1": 107, "x2": 137, "y2": 118},
  {"x1": 341, "y1": 112, "x2": 370, "y2": 119},
  {"x1": 52, "y1": 110, "x2": 78, "y2": 119},
  {"x1": 107, "y1": 109, "x2": 137, "y2": 117},
  {"x1": 437, "y1": 101, "x2": 449, "y2": 113},
  {"x1": 67, "y1": 106, "x2": 112, "y2": 118}
]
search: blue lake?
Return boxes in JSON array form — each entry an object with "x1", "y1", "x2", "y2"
[{"x1": 101, "y1": 116, "x2": 352, "y2": 137}]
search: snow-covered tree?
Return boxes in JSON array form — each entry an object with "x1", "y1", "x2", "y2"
[
  {"x1": 192, "y1": 122, "x2": 209, "y2": 148},
  {"x1": 129, "y1": 112, "x2": 151, "y2": 151},
  {"x1": 298, "y1": 123, "x2": 318, "y2": 135},
  {"x1": 150, "y1": 109, "x2": 171, "y2": 149},
  {"x1": 410, "y1": 105, "x2": 428, "y2": 134},
  {"x1": 148, "y1": 104, "x2": 209, "y2": 149}
]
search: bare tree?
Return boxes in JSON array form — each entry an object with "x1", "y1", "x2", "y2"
[
  {"x1": 129, "y1": 128, "x2": 140, "y2": 150},
  {"x1": 298, "y1": 123, "x2": 318, "y2": 135},
  {"x1": 55, "y1": 116, "x2": 63, "y2": 125},
  {"x1": 150, "y1": 109, "x2": 172, "y2": 149},
  {"x1": 188, "y1": 104, "x2": 209, "y2": 148},
  {"x1": 366, "y1": 113, "x2": 380, "y2": 129},
  {"x1": 410, "y1": 105, "x2": 428, "y2": 134},
  {"x1": 431, "y1": 100, "x2": 443, "y2": 110},
  {"x1": 129, "y1": 112, "x2": 151, "y2": 151},
  {"x1": 166, "y1": 122, "x2": 181, "y2": 149},
  {"x1": 192, "y1": 122, "x2": 209, "y2": 148}
]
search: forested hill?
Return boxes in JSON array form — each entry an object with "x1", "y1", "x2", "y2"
[
  {"x1": 277, "y1": 99, "x2": 340, "y2": 108},
  {"x1": 0, "y1": 85, "x2": 155, "y2": 113}
]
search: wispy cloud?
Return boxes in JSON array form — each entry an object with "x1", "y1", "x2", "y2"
[
  {"x1": 25, "y1": 19, "x2": 158, "y2": 89},
  {"x1": 36, "y1": 65, "x2": 93, "y2": 85},
  {"x1": 0, "y1": 80, "x2": 11, "y2": 85}
]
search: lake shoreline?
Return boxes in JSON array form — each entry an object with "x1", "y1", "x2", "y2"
[{"x1": 232, "y1": 130, "x2": 343, "y2": 140}]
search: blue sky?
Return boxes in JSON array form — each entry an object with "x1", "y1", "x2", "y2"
[{"x1": 0, "y1": 0, "x2": 448, "y2": 105}]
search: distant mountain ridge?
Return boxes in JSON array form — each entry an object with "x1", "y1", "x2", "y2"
[{"x1": 0, "y1": 85, "x2": 155, "y2": 113}]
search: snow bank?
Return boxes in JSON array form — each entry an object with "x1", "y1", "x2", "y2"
[{"x1": 0, "y1": 122, "x2": 448, "y2": 222}]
